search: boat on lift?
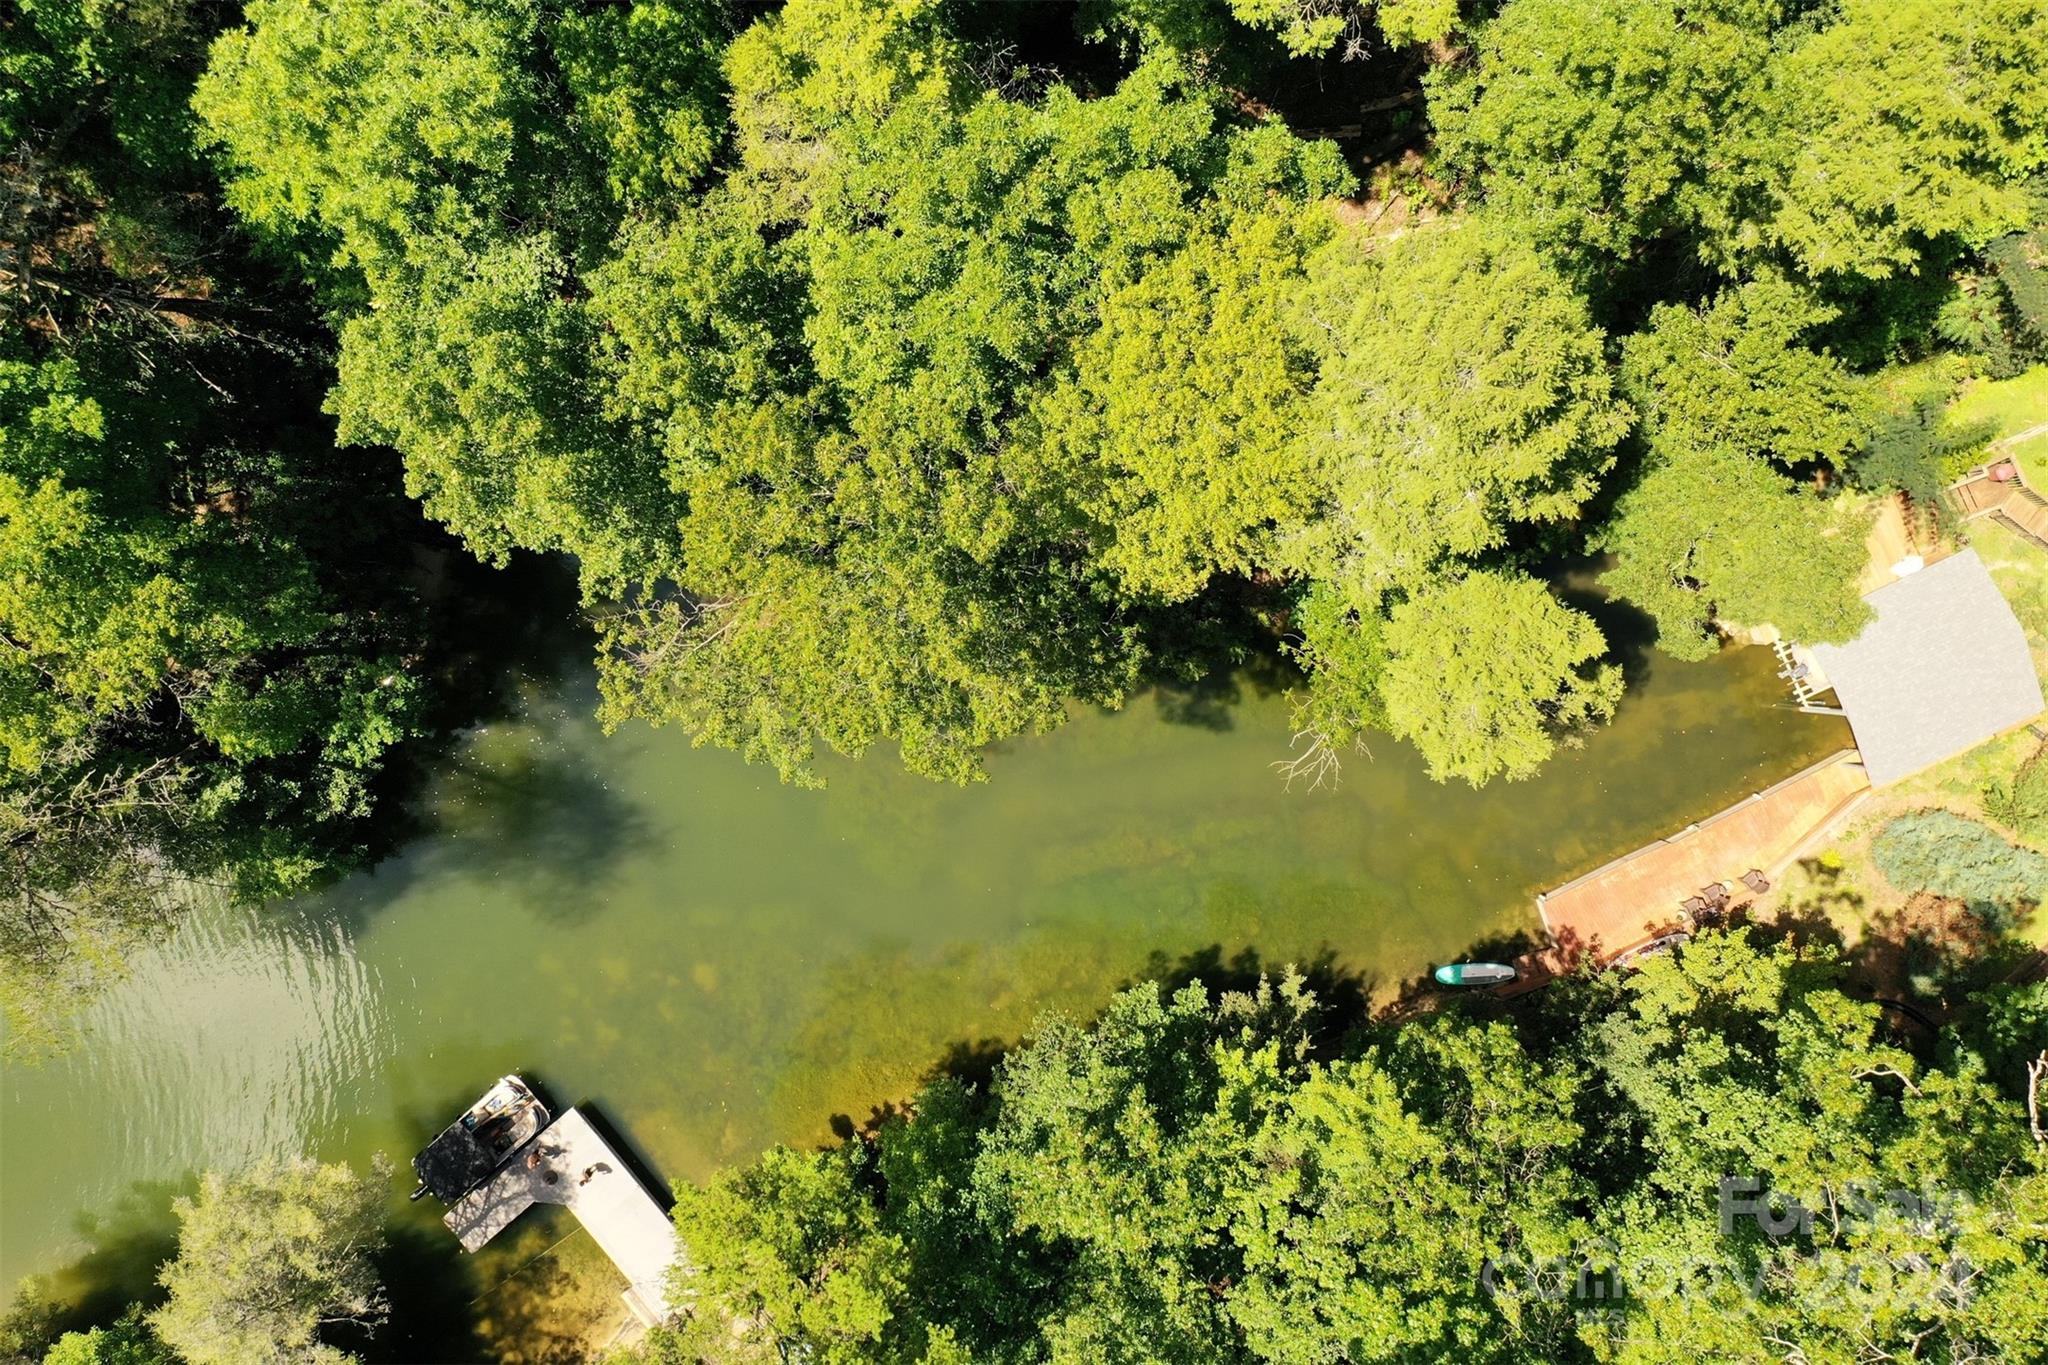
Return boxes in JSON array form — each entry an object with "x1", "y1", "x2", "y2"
[{"x1": 410, "y1": 1075, "x2": 551, "y2": 1202}]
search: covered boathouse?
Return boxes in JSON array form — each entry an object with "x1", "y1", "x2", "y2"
[{"x1": 1802, "y1": 548, "x2": 2043, "y2": 786}]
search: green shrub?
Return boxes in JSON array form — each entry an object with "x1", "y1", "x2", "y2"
[
  {"x1": 1984, "y1": 741, "x2": 2048, "y2": 842},
  {"x1": 1871, "y1": 809, "x2": 2048, "y2": 918}
]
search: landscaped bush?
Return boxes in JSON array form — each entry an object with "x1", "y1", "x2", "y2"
[
  {"x1": 1871, "y1": 809, "x2": 2048, "y2": 918},
  {"x1": 1984, "y1": 740, "x2": 2048, "y2": 841}
]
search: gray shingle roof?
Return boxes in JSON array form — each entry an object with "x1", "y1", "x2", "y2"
[{"x1": 1807, "y1": 548, "x2": 2044, "y2": 785}]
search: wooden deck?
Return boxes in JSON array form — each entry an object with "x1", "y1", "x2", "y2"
[
  {"x1": 1523, "y1": 750, "x2": 1871, "y2": 974},
  {"x1": 1950, "y1": 465, "x2": 2048, "y2": 551},
  {"x1": 447, "y1": 1108, "x2": 683, "y2": 1327}
]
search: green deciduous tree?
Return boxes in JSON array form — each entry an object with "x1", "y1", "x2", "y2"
[
  {"x1": 1288, "y1": 218, "x2": 1630, "y2": 594},
  {"x1": 1602, "y1": 281, "x2": 1872, "y2": 657},
  {"x1": 40, "y1": 1310, "x2": 174, "y2": 1365},
  {"x1": 1582, "y1": 929, "x2": 2048, "y2": 1365},
  {"x1": 0, "y1": 342, "x2": 426, "y2": 1045},
  {"x1": 0, "y1": 354, "x2": 323, "y2": 773},
  {"x1": 1433, "y1": 0, "x2": 2048, "y2": 286},
  {"x1": 1033, "y1": 205, "x2": 1332, "y2": 602},
  {"x1": 150, "y1": 1156, "x2": 389, "y2": 1365},
  {"x1": 1084, "y1": 0, "x2": 1456, "y2": 62},
  {"x1": 667, "y1": 1145, "x2": 912, "y2": 1365},
  {"x1": 1379, "y1": 572, "x2": 1621, "y2": 786},
  {"x1": 1279, "y1": 219, "x2": 1627, "y2": 785},
  {"x1": 1760, "y1": 0, "x2": 2048, "y2": 282},
  {"x1": 192, "y1": 0, "x2": 571, "y2": 286},
  {"x1": 1600, "y1": 445, "x2": 1869, "y2": 659},
  {"x1": 643, "y1": 931, "x2": 2048, "y2": 1365},
  {"x1": 554, "y1": 0, "x2": 729, "y2": 208},
  {"x1": 1428, "y1": 0, "x2": 1781, "y2": 274},
  {"x1": 1620, "y1": 278, "x2": 1869, "y2": 475},
  {"x1": 198, "y1": 0, "x2": 1390, "y2": 788},
  {"x1": 1228, "y1": 0, "x2": 1458, "y2": 57}
]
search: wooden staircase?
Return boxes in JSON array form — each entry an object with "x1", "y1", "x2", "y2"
[
  {"x1": 1994, "y1": 483, "x2": 2048, "y2": 550},
  {"x1": 1947, "y1": 464, "x2": 2048, "y2": 552}
]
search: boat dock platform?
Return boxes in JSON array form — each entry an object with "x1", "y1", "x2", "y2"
[
  {"x1": 446, "y1": 1107, "x2": 683, "y2": 1326},
  {"x1": 1504, "y1": 749, "x2": 1872, "y2": 989}
]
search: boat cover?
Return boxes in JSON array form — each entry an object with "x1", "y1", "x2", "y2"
[{"x1": 414, "y1": 1123, "x2": 502, "y2": 1201}]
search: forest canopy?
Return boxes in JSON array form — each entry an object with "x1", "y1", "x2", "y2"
[
  {"x1": 640, "y1": 931, "x2": 2048, "y2": 1365},
  {"x1": 7, "y1": 0, "x2": 2048, "y2": 1037},
  {"x1": 184, "y1": 0, "x2": 2048, "y2": 794},
  {"x1": 1, "y1": 0, "x2": 437, "y2": 1045}
]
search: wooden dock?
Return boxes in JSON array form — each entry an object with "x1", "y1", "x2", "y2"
[
  {"x1": 1516, "y1": 749, "x2": 1872, "y2": 981},
  {"x1": 446, "y1": 1108, "x2": 683, "y2": 1327}
]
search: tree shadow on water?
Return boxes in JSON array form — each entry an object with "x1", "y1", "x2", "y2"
[
  {"x1": 0, "y1": 1179, "x2": 187, "y2": 1356},
  {"x1": 428, "y1": 746, "x2": 655, "y2": 927},
  {"x1": 54, "y1": 1180, "x2": 185, "y2": 1319},
  {"x1": 358, "y1": 550, "x2": 592, "y2": 847},
  {"x1": 1145, "y1": 648, "x2": 1301, "y2": 733},
  {"x1": 281, "y1": 733, "x2": 655, "y2": 937},
  {"x1": 1549, "y1": 552, "x2": 1666, "y2": 693},
  {"x1": 927, "y1": 1036, "x2": 1011, "y2": 1092},
  {"x1": 1129, "y1": 576, "x2": 1301, "y2": 733},
  {"x1": 360, "y1": 1222, "x2": 485, "y2": 1365}
]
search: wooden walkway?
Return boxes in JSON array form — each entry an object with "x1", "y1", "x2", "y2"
[
  {"x1": 1517, "y1": 750, "x2": 1871, "y2": 980},
  {"x1": 447, "y1": 1108, "x2": 683, "y2": 1327}
]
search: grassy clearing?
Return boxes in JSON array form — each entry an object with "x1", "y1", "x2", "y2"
[
  {"x1": 1950, "y1": 363, "x2": 2048, "y2": 439},
  {"x1": 1951, "y1": 364, "x2": 2048, "y2": 485},
  {"x1": 1976, "y1": 513, "x2": 2048, "y2": 679}
]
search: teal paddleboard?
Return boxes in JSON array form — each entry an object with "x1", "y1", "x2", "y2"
[{"x1": 1433, "y1": 962, "x2": 1517, "y2": 987}]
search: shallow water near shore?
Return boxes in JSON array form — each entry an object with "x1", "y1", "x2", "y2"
[{"x1": 1, "y1": 621, "x2": 1846, "y2": 1341}]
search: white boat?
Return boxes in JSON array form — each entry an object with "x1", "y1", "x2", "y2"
[{"x1": 410, "y1": 1075, "x2": 551, "y2": 1202}]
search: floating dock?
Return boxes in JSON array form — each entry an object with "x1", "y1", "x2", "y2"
[{"x1": 446, "y1": 1107, "x2": 683, "y2": 1327}]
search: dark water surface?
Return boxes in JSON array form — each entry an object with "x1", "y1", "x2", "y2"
[{"x1": 1, "y1": 634, "x2": 1846, "y2": 1325}]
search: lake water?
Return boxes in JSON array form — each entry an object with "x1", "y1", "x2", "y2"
[{"x1": 0, "y1": 612, "x2": 1846, "y2": 1344}]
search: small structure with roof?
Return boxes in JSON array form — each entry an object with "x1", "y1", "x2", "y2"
[{"x1": 1803, "y1": 548, "x2": 2043, "y2": 786}]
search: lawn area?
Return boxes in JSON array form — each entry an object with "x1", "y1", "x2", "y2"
[
  {"x1": 1950, "y1": 364, "x2": 2048, "y2": 486},
  {"x1": 1766, "y1": 517, "x2": 2048, "y2": 948},
  {"x1": 1950, "y1": 363, "x2": 2048, "y2": 438}
]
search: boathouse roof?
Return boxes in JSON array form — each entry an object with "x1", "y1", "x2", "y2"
[{"x1": 1807, "y1": 548, "x2": 2043, "y2": 786}]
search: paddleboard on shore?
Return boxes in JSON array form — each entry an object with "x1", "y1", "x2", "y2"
[{"x1": 1433, "y1": 962, "x2": 1517, "y2": 987}]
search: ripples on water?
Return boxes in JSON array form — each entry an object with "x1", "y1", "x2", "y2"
[
  {"x1": 1, "y1": 646, "x2": 1847, "y2": 1302},
  {"x1": 3, "y1": 905, "x2": 393, "y2": 1281}
]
